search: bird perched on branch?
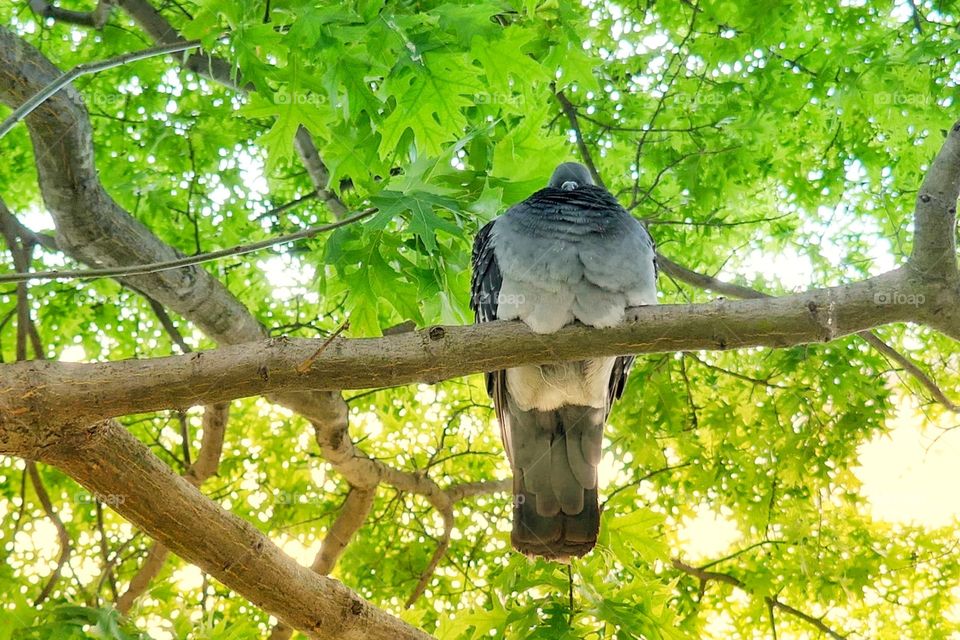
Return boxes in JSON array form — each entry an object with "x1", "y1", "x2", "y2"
[{"x1": 470, "y1": 162, "x2": 658, "y2": 560}]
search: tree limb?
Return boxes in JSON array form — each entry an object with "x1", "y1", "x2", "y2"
[
  {"x1": 909, "y1": 121, "x2": 960, "y2": 280},
  {"x1": 116, "y1": 402, "x2": 230, "y2": 613},
  {"x1": 4, "y1": 268, "x2": 941, "y2": 433},
  {"x1": 38, "y1": 420, "x2": 429, "y2": 640},
  {"x1": 27, "y1": 461, "x2": 73, "y2": 605},
  {"x1": 672, "y1": 558, "x2": 847, "y2": 640},
  {"x1": 29, "y1": 0, "x2": 114, "y2": 28},
  {"x1": 269, "y1": 487, "x2": 377, "y2": 640}
]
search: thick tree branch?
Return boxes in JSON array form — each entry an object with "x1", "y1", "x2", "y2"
[
  {"x1": 909, "y1": 121, "x2": 960, "y2": 280},
  {"x1": 269, "y1": 487, "x2": 377, "y2": 640},
  {"x1": 36, "y1": 420, "x2": 428, "y2": 640},
  {"x1": 2, "y1": 268, "x2": 941, "y2": 435},
  {"x1": 117, "y1": 402, "x2": 230, "y2": 613}
]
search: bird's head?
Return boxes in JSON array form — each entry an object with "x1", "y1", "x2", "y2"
[{"x1": 548, "y1": 162, "x2": 594, "y2": 191}]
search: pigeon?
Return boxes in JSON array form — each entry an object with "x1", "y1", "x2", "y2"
[{"x1": 470, "y1": 162, "x2": 658, "y2": 560}]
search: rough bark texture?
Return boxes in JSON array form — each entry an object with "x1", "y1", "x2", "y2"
[
  {"x1": 41, "y1": 420, "x2": 429, "y2": 640},
  {"x1": 1, "y1": 267, "x2": 938, "y2": 433}
]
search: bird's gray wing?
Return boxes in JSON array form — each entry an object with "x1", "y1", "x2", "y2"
[
  {"x1": 604, "y1": 223, "x2": 657, "y2": 418},
  {"x1": 469, "y1": 220, "x2": 512, "y2": 460}
]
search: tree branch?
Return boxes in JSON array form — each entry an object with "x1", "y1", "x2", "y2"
[
  {"x1": 554, "y1": 89, "x2": 606, "y2": 189},
  {"x1": 909, "y1": 121, "x2": 960, "y2": 280},
  {"x1": 27, "y1": 461, "x2": 73, "y2": 605},
  {"x1": 29, "y1": 0, "x2": 114, "y2": 29},
  {"x1": 0, "y1": 38, "x2": 203, "y2": 140},
  {"x1": 37, "y1": 420, "x2": 428, "y2": 640},
  {"x1": 0, "y1": 207, "x2": 376, "y2": 283},
  {"x1": 269, "y1": 487, "x2": 376, "y2": 640},
  {"x1": 3, "y1": 268, "x2": 940, "y2": 435},
  {"x1": 116, "y1": 402, "x2": 230, "y2": 613},
  {"x1": 672, "y1": 558, "x2": 847, "y2": 640}
]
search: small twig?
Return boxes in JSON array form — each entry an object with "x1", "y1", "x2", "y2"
[
  {"x1": 0, "y1": 39, "x2": 204, "y2": 140},
  {"x1": 905, "y1": 0, "x2": 924, "y2": 32},
  {"x1": 296, "y1": 321, "x2": 350, "y2": 374},
  {"x1": 28, "y1": 462, "x2": 73, "y2": 605},
  {"x1": 146, "y1": 296, "x2": 192, "y2": 353},
  {"x1": 0, "y1": 208, "x2": 377, "y2": 283},
  {"x1": 405, "y1": 501, "x2": 453, "y2": 607}
]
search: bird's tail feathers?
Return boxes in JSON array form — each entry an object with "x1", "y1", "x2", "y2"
[{"x1": 507, "y1": 402, "x2": 604, "y2": 560}]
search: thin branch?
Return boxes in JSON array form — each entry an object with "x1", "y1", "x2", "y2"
[
  {"x1": 672, "y1": 558, "x2": 847, "y2": 640},
  {"x1": 146, "y1": 296, "x2": 192, "y2": 353},
  {"x1": 0, "y1": 39, "x2": 204, "y2": 140},
  {"x1": 860, "y1": 331, "x2": 959, "y2": 412},
  {"x1": 117, "y1": 0, "x2": 350, "y2": 215},
  {"x1": 297, "y1": 321, "x2": 351, "y2": 374},
  {"x1": 554, "y1": 89, "x2": 606, "y2": 189},
  {"x1": 94, "y1": 500, "x2": 118, "y2": 601},
  {"x1": 29, "y1": 0, "x2": 114, "y2": 28},
  {"x1": 28, "y1": 462, "x2": 73, "y2": 605},
  {"x1": 0, "y1": 208, "x2": 377, "y2": 283},
  {"x1": 684, "y1": 352, "x2": 785, "y2": 389},
  {"x1": 116, "y1": 542, "x2": 168, "y2": 614},
  {"x1": 269, "y1": 487, "x2": 377, "y2": 640},
  {"x1": 905, "y1": 0, "x2": 924, "y2": 32},
  {"x1": 405, "y1": 500, "x2": 453, "y2": 607}
]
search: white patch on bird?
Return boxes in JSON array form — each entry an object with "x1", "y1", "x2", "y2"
[
  {"x1": 506, "y1": 359, "x2": 615, "y2": 411},
  {"x1": 561, "y1": 181, "x2": 578, "y2": 190}
]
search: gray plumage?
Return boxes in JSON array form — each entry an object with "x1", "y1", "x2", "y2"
[{"x1": 470, "y1": 162, "x2": 657, "y2": 560}]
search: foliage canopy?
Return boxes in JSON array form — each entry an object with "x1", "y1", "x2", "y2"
[{"x1": 1, "y1": 0, "x2": 959, "y2": 638}]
